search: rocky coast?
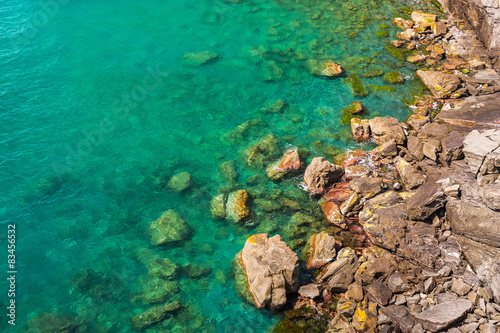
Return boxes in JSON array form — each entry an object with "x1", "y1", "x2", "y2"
[{"x1": 230, "y1": 5, "x2": 500, "y2": 333}]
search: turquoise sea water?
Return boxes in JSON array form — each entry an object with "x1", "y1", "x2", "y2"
[{"x1": 0, "y1": 0, "x2": 438, "y2": 331}]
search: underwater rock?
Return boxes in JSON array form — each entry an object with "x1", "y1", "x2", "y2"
[
  {"x1": 182, "y1": 51, "x2": 219, "y2": 67},
  {"x1": 210, "y1": 193, "x2": 226, "y2": 220},
  {"x1": 261, "y1": 61, "x2": 284, "y2": 82},
  {"x1": 416, "y1": 70, "x2": 461, "y2": 99},
  {"x1": 266, "y1": 149, "x2": 301, "y2": 181},
  {"x1": 304, "y1": 232, "x2": 338, "y2": 270},
  {"x1": 219, "y1": 161, "x2": 239, "y2": 184},
  {"x1": 183, "y1": 264, "x2": 212, "y2": 279},
  {"x1": 226, "y1": 190, "x2": 250, "y2": 223},
  {"x1": 148, "y1": 210, "x2": 192, "y2": 246},
  {"x1": 130, "y1": 301, "x2": 181, "y2": 331},
  {"x1": 393, "y1": 17, "x2": 414, "y2": 29},
  {"x1": 132, "y1": 276, "x2": 179, "y2": 305},
  {"x1": 411, "y1": 11, "x2": 437, "y2": 28},
  {"x1": 341, "y1": 101, "x2": 364, "y2": 126},
  {"x1": 262, "y1": 99, "x2": 288, "y2": 114},
  {"x1": 242, "y1": 134, "x2": 280, "y2": 170},
  {"x1": 147, "y1": 258, "x2": 179, "y2": 280},
  {"x1": 26, "y1": 312, "x2": 80, "y2": 333},
  {"x1": 343, "y1": 74, "x2": 369, "y2": 97},
  {"x1": 369, "y1": 117, "x2": 406, "y2": 145},
  {"x1": 239, "y1": 234, "x2": 299, "y2": 309},
  {"x1": 383, "y1": 71, "x2": 404, "y2": 84},
  {"x1": 304, "y1": 157, "x2": 344, "y2": 195},
  {"x1": 407, "y1": 53, "x2": 426, "y2": 63},
  {"x1": 167, "y1": 172, "x2": 192, "y2": 193}
]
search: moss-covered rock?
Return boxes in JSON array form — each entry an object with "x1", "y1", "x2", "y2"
[
  {"x1": 130, "y1": 301, "x2": 181, "y2": 331},
  {"x1": 343, "y1": 74, "x2": 369, "y2": 97},
  {"x1": 148, "y1": 210, "x2": 192, "y2": 247},
  {"x1": 376, "y1": 30, "x2": 389, "y2": 38},
  {"x1": 167, "y1": 172, "x2": 192, "y2": 193},
  {"x1": 147, "y1": 258, "x2": 178, "y2": 280},
  {"x1": 341, "y1": 101, "x2": 365, "y2": 125},
  {"x1": 383, "y1": 71, "x2": 405, "y2": 84}
]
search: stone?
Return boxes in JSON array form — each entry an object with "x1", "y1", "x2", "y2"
[
  {"x1": 324, "y1": 182, "x2": 354, "y2": 204},
  {"x1": 451, "y1": 278, "x2": 472, "y2": 296},
  {"x1": 266, "y1": 149, "x2": 301, "y2": 181},
  {"x1": 304, "y1": 157, "x2": 344, "y2": 194},
  {"x1": 351, "y1": 117, "x2": 368, "y2": 142},
  {"x1": 261, "y1": 61, "x2": 283, "y2": 82},
  {"x1": 219, "y1": 161, "x2": 238, "y2": 183},
  {"x1": 393, "y1": 18, "x2": 414, "y2": 29},
  {"x1": 355, "y1": 256, "x2": 396, "y2": 285},
  {"x1": 444, "y1": 184, "x2": 460, "y2": 197},
  {"x1": 371, "y1": 139, "x2": 398, "y2": 158},
  {"x1": 298, "y1": 284, "x2": 322, "y2": 299},
  {"x1": 148, "y1": 210, "x2": 192, "y2": 246},
  {"x1": 130, "y1": 301, "x2": 181, "y2": 331},
  {"x1": 350, "y1": 177, "x2": 383, "y2": 196},
  {"x1": 346, "y1": 282, "x2": 364, "y2": 302},
  {"x1": 463, "y1": 130, "x2": 500, "y2": 176},
  {"x1": 416, "y1": 71, "x2": 461, "y2": 99},
  {"x1": 442, "y1": 131, "x2": 465, "y2": 161},
  {"x1": 240, "y1": 234, "x2": 299, "y2": 309},
  {"x1": 380, "y1": 305, "x2": 415, "y2": 333},
  {"x1": 369, "y1": 117, "x2": 406, "y2": 145},
  {"x1": 388, "y1": 271, "x2": 410, "y2": 293},
  {"x1": 352, "y1": 299, "x2": 378, "y2": 332},
  {"x1": 26, "y1": 313, "x2": 80, "y2": 333},
  {"x1": 384, "y1": 71, "x2": 405, "y2": 84},
  {"x1": 422, "y1": 138, "x2": 441, "y2": 161},
  {"x1": 431, "y1": 21, "x2": 447, "y2": 36},
  {"x1": 210, "y1": 194, "x2": 226, "y2": 220},
  {"x1": 408, "y1": 54, "x2": 427, "y2": 63},
  {"x1": 407, "y1": 115, "x2": 430, "y2": 132},
  {"x1": 167, "y1": 172, "x2": 192, "y2": 193},
  {"x1": 327, "y1": 314, "x2": 356, "y2": 333},
  {"x1": 147, "y1": 258, "x2": 178, "y2": 280},
  {"x1": 337, "y1": 297, "x2": 357, "y2": 317},
  {"x1": 424, "y1": 277, "x2": 436, "y2": 293},
  {"x1": 321, "y1": 201, "x2": 346, "y2": 229},
  {"x1": 318, "y1": 247, "x2": 359, "y2": 292},
  {"x1": 344, "y1": 165, "x2": 370, "y2": 179},
  {"x1": 304, "y1": 232, "x2": 337, "y2": 270},
  {"x1": 366, "y1": 280, "x2": 393, "y2": 306},
  {"x1": 397, "y1": 29, "x2": 418, "y2": 41},
  {"x1": 339, "y1": 191, "x2": 360, "y2": 216},
  {"x1": 394, "y1": 156, "x2": 425, "y2": 189},
  {"x1": 483, "y1": 182, "x2": 500, "y2": 210},
  {"x1": 407, "y1": 136, "x2": 425, "y2": 161},
  {"x1": 182, "y1": 51, "x2": 219, "y2": 66},
  {"x1": 406, "y1": 182, "x2": 446, "y2": 220},
  {"x1": 411, "y1": 11, "x2": 437, "y2": 27},
  {"x1": 414, "y1": 299, "x2": 473, "y2": 332},
  {"x1": 306, "y1": 59, "x2": 342, "y2": 77},
  {"x1": 183, "y1": 264, "x2": 212, "y2": 279},
  {"x1": 437, "y1": 292, "x2": 458, "y2": 304},
  {"x1": 344, "y1": 74, "x2": 369, "y2": 97},
  {"x1": 226, "y1": 190, "x2": 250, "y2": 223}
]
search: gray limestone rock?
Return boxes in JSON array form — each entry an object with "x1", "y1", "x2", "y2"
[{"x1": 414, "y1": 299, "x2": 473, "y2": 332}]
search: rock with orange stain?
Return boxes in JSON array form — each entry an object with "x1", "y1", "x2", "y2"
[
  {"x1": 323, "y1": 182, "x2": 354, "y2": 204},
  {"x1": 304, "y1": 232, "x2": 338, "y2": 270},
  {"x1": 334, "y1": 149, "x2": 369, "y2": 169},
  {"x1": 226, "y1": 190, "x2": 250, "y2": 223},
  {"x1": 239, "y1": 234, "x2": 299, "y2": 309},
  {"x1": 321, "y1": 201, "x2": 347, "y2": 228},
  {"x1": 344, "y1": 165, "x2": 371, "y2": 180},
  {"x1": 304, "y1": 157, "x2": 344, "y2": 195},
  {"x1": 392, "y1": 17, "x2": 414, "y2": 29},
  {"x1": 266, "y1": 149, "x2": 301, "y2": 181}
]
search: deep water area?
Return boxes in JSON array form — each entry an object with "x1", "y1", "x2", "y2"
[{"x1": 0, "y1": 0, "x2": 439, "y2": 331}]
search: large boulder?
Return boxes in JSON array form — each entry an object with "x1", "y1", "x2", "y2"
[
  {"x1": 148, "y1": 210, "x2": 192, "y2": 246},
  {"x1": 304, "y1": 232, "x2": 338, "y2": 270},
  {"x1": 239, "y1": 234, "x2": 299, "y2": 309},
  {"x1": 369, "y1": 117, "x2": 406, "y2": 145},
  {"x1": 414, "y1": 299, "x2": 473, "y2": 332},
  {"x1": 317, "y1": 247, "x2": 359, "y2": 292},
  {"x1": 394, "y1": 156, "x2": 426, "y2": 189},
  {"x1": 406, "y1": 182, "x2": 446, "y2": 220},
  {"x1": 416, "y1": 70, "x2": 461, "y2": 99},
  {"x1": 304, "y1": 157, "x2": 344, "y2": 194}
]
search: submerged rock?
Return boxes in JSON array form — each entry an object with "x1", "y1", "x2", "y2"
[
  {"x1": 304, "y1": 157, "x2": 344, "y2": 195},
  {"x1": 148, "y1": 210, "x2": 192, "y2": 246},
  {"x1": 226, "y1": 190, "x2": 250, "y2": 223},
  {"x1": 182, "y1": 51, "x2": 219, "y2": 67},
  {"x1": 239, "y1": 234, "x2": 299, "y2": 309},
  {"x1": 384, "y1": 71, "x2": 404, "y2": 84},
  {"x1": 167, "y1": 172, "x2": 192, "y2": 193},
  {"x1": 344, "y1": 74, "x2": 369, "y2": 97},
  {"x1": 210, "y1": 193, "x2": 226, "y2": 220},
  {"x1": 130, "y1": 301, "x2": 181, "y2": 331},
  {"x1": 305, "y1": 59, "x2": 342, "y2": 77}
]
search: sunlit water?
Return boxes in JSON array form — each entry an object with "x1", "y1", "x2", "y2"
[{"x1": 0, "y1": 0, "x2": 437, "y2": 331}]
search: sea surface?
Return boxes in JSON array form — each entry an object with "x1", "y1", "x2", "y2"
[{"x1": 0, "y1": 0, "x2": 438, "y2": 331}]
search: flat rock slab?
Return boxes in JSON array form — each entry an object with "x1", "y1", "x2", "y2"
[
  {"x1": 435, "y1": 93, "x2": 500, "y2": 132},
  {"x1": 406, "y1": 182, "x2": 446, "y2": 220},
  {"x1": 416, "y1": 70, "x2": 461, "y2": 99},
  {"x1": 414, "y1": 299, "x2": 473, "y2": 332}
]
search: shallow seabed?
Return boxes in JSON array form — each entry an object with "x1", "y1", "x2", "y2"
[{"x1": 0, "y1": 0, "x2": 438, "y2": 331}]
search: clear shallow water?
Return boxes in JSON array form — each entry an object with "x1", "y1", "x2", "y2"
[{"x1": 0, "y1": 0, "x2": 437, "y2": 331}]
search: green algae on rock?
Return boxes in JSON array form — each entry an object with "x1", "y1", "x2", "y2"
[
  {"x1": 343, "y1": 74, "x2": 369, "y2": 97},
  {"x1": 148, "y1": 210, "x2": 192, "y2": 246},
  {"x1": 384, "y1": 71, "x2": 405, "y2": 84},
  {"x1": 167, "y1": 172, "x2": 192, "y2": 193}
]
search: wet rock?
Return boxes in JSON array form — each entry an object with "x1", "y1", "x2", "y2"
[
  {"x1": 321, "y1": 201, "x2": 346, "y2": 228},
  {"x1": 416, "y1": 71, "x2": 461, "y2": 99},
  {"x1": 317, "y1": 247, "x2": 359, "y2": 292},
  {"x1": 372, "y1": 139, "x2": 398, "y2": 158},
  {"x1": 226, "y1": 190, "x2": 250, "y2": 223},
  {"x1": 408, "y1": 54, "x2": 427, "y2": 63},
  {"x1": 393, "y1": 18, "x2": 414, "y2": 29},
  {"x1": 304, "y1": 157, "x2": 344, "y2": 195},
  {"x1": 243, "y1": 134, "x2": 280, "y2": 169},
  {"x1": 350, "y1": 177, "x2": 383, "y2": 196},
  {"x1": 148, "y1": 210, "x2": 192, "y2": 246},
  {"x1": 298, "y1": 284, "x2": 322, "y2": 299},
  {"x1": 210, "y1": 194, "x2": 226, "y2": 220},
  {"x1": 339, "y1": 191, "x2": 360, "y2": 215},
  {"x1": 351, "y1": 118, "x2": 370, "y2": 142},
  {"x1": 411, "y1": 12, "x2": 436, "y2": 27},
  {"x1": 240, "y1": 234, "x2": 299, "y2": 309},
  {"x1": 384, "y1": 71, "x2": 405, "y2": 84},
  {"x1": 182, "y1": 51, "x2": 219, "y2": 66},
  {"x1": 406, "y1": 182, "x2": 446, "y2": 220},
  {"x1": 344, "y1": 165, "x2": 370, "y2": 180},
  {"x1": 305, "y1": 59, "x2": 342, "y2": 77},
  {"x1": 167, "y1": 172, "x2": 192, "y2": 193},
  {"x1": 414, "y1": 299, "x2": 473, "y2": 332},
  {"x1": 219, "y1": 161, "x2": 239, "y2": 183},
  {"x1": 324, "y1": 182, "x2": 354, "y2": 204},
  {"x1": 304, "y1": 232, "x2": 337, "y2": 270},
  {"x1": 266, "y1": 149, "x2": 301, "y2": 181},
  {"x1": 366, "y1": 280, "x2": 393, "y2": 306},
  {"x1": 352, "y1": 299, "x2": 378, "y2": 332},
  {"x1": 442, "y1": 131, "x2": 464, "y2": 161},
  {"x1": 130, "y1": 301, "x2": 181, "y2": 331},
  {"x1": 388, "y1": 271, "x2": 410, "y2": 293},
  {"x1": 26, "y1": 313, "x2": 80, "y2": 333},
  {"x1": 380, "y1": 305, "x2": 415, "y2": 333},
  {"x1": 369, "y1": 117, "x2": 406, "y2": 145}
]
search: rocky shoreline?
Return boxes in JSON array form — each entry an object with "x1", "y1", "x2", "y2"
[{"x1": 231, "y1": 8, "x2": 500, "y2": 333}]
